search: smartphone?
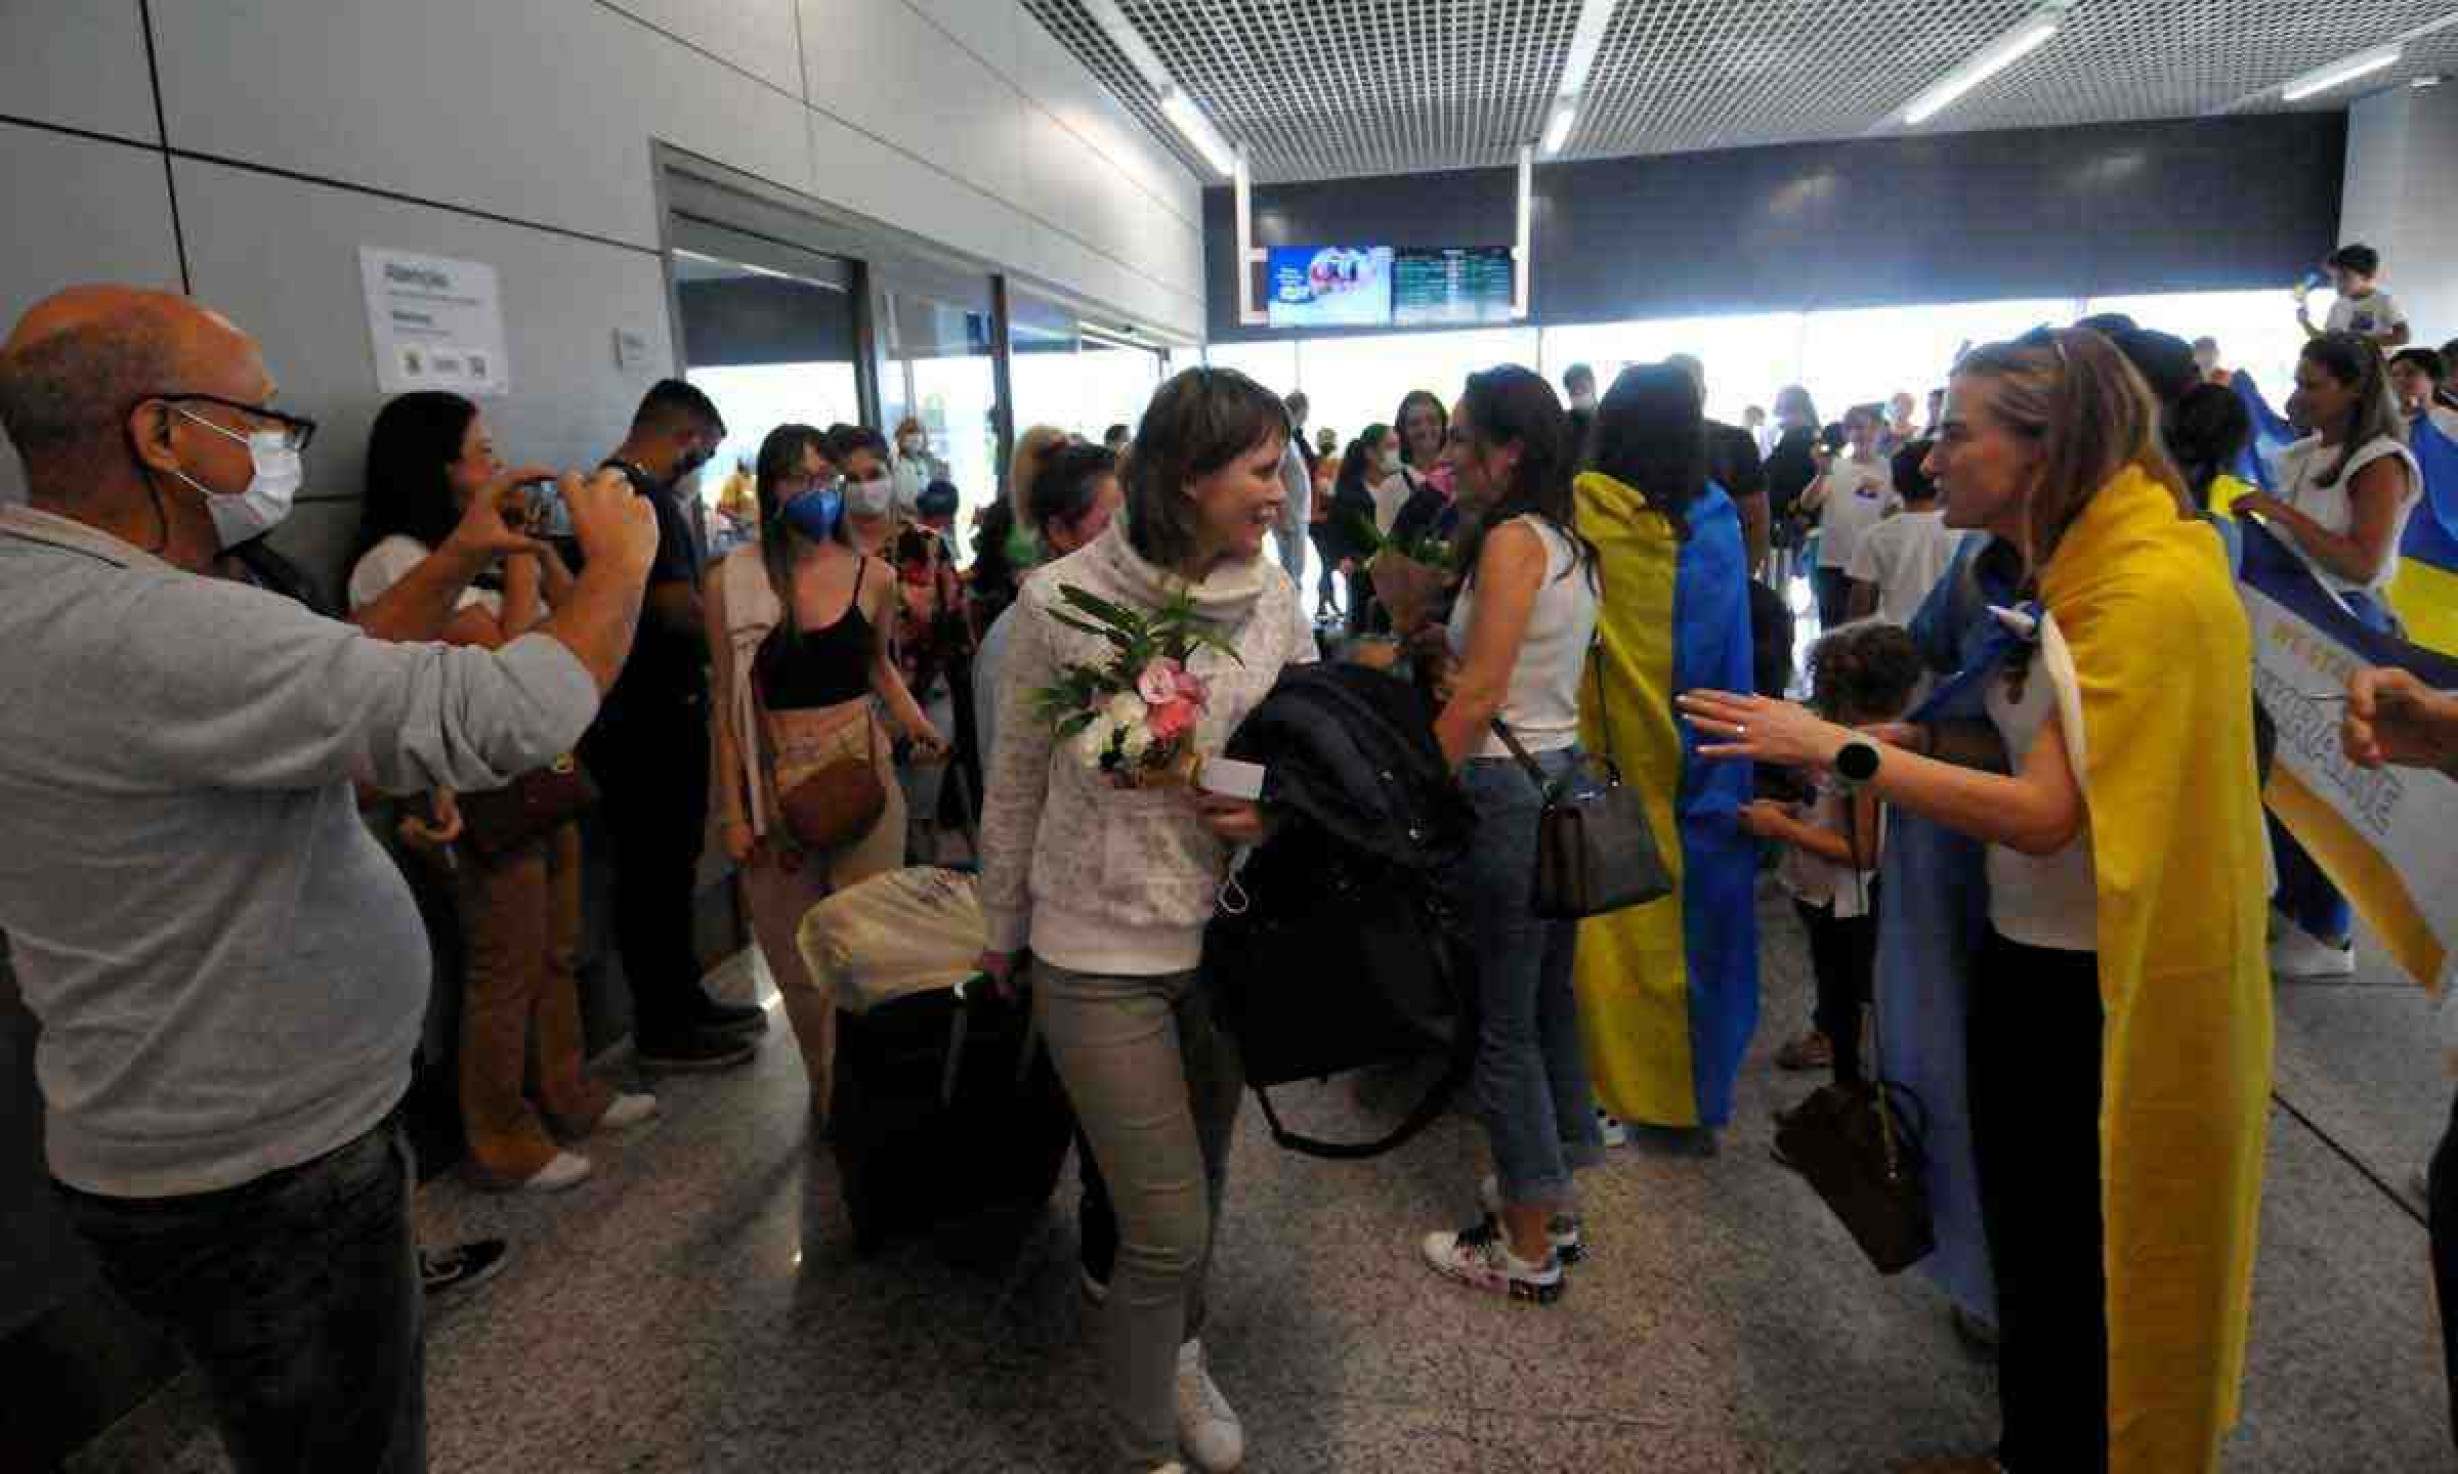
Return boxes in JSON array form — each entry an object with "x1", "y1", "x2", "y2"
[
  {"x1": 1198, "y1": 757, "x2": 1267, "y2": 801},
  {"x1": 522, "y1": 477, "x2": 574, "y2": 538}
]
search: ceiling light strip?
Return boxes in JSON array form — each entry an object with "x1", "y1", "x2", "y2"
[
  {"x1": 2280, "y1": 44, "x2": 2404, "y2": 103},
  {"x1": 1900, "y1": 9, "x2": 2063, "y2": 126}
]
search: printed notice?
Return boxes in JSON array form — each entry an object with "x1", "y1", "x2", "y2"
[{"x1": 360, "y1": 247, "x2": 510, "y2": 395}]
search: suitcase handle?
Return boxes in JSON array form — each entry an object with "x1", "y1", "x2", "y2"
[{"x1": 939, "y1": 974, "x2": 1042, "y2": 1108}]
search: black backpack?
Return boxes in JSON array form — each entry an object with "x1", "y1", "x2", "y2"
[{"x1": 1204, "y1": 663, "x2": 1479, "y2": 1159}]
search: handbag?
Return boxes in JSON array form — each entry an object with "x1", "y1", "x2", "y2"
[
  {"x1": 454, "y1": 755, "x2": 597, "y2": 861},
  {"x1": 1490, "y1": 641, "x2": 1671, "y2": 919},
  {"x1": 756, "y1": 683, "x2": 887, "y2": 857},
  {"x1": 1768, "y1": 788, "x2": 1935, "y2": 1274}
]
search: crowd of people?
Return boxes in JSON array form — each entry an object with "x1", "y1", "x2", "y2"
[{"x1": 0, "y1": 241, "x2": 2450, "y2": 1474}]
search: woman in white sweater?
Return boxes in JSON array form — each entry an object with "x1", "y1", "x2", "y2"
[{"x1": 977, "y1": 368, "x2": 1314, "y2": 1474}]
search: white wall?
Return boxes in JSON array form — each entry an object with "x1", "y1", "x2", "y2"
[
  {"x1": 0, "y1": 0, "x2": 1205, "y2": 575},
  {"x1": 2342, "y1": 85, "x2": 2458, "y2": 346}
]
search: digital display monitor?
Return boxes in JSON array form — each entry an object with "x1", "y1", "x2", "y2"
[
  {"x1": 1393, "y1": 247, "x2": 1516, "y2": 326},
  {"x1": 1264, "y1": 246, "x2": 1395, "y2": 328}
]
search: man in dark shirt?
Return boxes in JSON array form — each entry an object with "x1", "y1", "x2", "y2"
[
  {"x1": 1669, "y1": 354, "x2": 1770, "y2": 576},
  {"x1": 588, "y1": 379, "x2": 763, "y2": 1068}
]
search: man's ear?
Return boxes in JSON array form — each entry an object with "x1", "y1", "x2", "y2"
[{"x1": 127, "y1": 400, "x2": 180, "y2": 472}]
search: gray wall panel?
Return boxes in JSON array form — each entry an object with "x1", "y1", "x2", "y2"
[
  {"x1": 0, "y1": 0, "x2": 159, "y2": 144},
  {"x1": 169, "y1": 156, "x2": 675, "y2": 592},
  {"x1": 0, "y1": 122, "x2": 185, "y2": 505}
]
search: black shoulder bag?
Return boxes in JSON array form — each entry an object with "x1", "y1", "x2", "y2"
[{"x1": 1490, "y1": 636, "x2": 1671, "y2": 919}]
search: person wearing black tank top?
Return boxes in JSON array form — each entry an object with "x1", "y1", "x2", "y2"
[{"x1": 706, "y1": 425, "x2": 946, "y2": 1116}]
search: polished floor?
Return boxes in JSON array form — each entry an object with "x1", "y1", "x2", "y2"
[{"x1": 72, "y1": 884, "x2": 2453, "y2": 1472}]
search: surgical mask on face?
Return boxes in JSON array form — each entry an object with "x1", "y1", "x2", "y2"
[
  {"x1": 845, "y1": 476, "x2": 894, "y2": 519},
  {"x1": 1570, "y1": 391, "x2": 1597, "y2": 412},
  {"x1": 898, "y1": 434, "x2": 926, "y2": 456},
  {"x1": 674, "y1": 445, "x2": 713, "y2": 482},
  {"x1": 168, "y1": 406, "x2": 302, "y2": 548},
  {"x1": 781, "y1": 487, "x2": 844, "y2": 543},
  {"x1": 1376, "y1": 449, "x2": 1403, "y2": 477}
]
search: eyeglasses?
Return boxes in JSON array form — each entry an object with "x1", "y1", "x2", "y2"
[{"x1": 151, "y1": 393, "x2": 318, "y2": 452}]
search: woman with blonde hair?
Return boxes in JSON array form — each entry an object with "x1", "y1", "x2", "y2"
[{"x1": 1682, "y1": 327, "x2": 2270, "y2": 1473}]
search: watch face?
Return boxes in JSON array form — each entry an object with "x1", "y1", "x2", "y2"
[{"x1": 1836, "y1": 739, "x2": 1881, "y2": 784}]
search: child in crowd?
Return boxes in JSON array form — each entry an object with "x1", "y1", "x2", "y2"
[
  {"x1": 1749, "y1": 622, "x2": 1924, "y2": 1083},
  {"x1": 2300, "y1": 242, "x2": 2410, "y2": 349}
]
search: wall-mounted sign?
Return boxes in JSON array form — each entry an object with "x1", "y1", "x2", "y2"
[
  {"x1": 1264, "y1": 245, "x2": 1394, "y2": 328},
  {"x1": 359, "y1": 246, "x2": 510, "y2": 395},
  {"x1": 1393, "y1": 247, "x2": 1516, "y2": 326}
]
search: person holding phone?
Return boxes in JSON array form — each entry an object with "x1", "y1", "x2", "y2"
[{"x1": 349, "y1": 391, "x2": 660, "y2": 1193}]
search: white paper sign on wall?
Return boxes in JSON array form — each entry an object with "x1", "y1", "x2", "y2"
[{"x1": 359, "y1": 246, "x2": 511, "y2": 396}]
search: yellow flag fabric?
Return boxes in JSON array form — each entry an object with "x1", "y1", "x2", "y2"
[{"x1": 2039, "y1": 464, "x2": 2273, "y2": 1474}]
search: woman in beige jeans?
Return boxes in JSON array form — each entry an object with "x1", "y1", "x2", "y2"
[
  {"x1": 978, "y1": 368, "x2": 1318, "y2": 1474},
  {"x1": 708, "y1": 424, "x2": 944, "y2": 1119},
  {"x1": 348, "y1": 391, "x2": 656, "y2": 1192}
]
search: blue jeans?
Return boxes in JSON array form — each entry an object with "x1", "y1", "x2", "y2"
[
  {"x1": 1458, "y1": 750, "x2": 1604, "y2": 1209},
  {"x1": 55, "y1": 1112, "x2": 425, "y2": 1474}
]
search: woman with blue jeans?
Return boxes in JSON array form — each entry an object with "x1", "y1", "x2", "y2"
[{"x1": 1416, "y1": 365, "x2": 1603, "y2": 1302}]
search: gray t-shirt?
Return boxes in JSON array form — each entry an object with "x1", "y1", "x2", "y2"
[{"x1": 0, "y1": 507, "x2": 600, "y2": 1196}]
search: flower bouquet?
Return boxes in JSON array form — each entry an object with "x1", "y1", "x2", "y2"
[
  {"x1": 1035, "y1": 585, "x2": 1241, "y2": 788},
  {"x1": 1344, "y1": 511, "x2": 1459, "y2": 636}
]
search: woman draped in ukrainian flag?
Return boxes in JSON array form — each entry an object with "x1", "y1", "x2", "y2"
[
  {"x1": 1683, "y1": 328, "x2": 2271, "y2": 1474},
  {"x1": 1571, "y1": 363, "x2": 1758, "y2": 1148}
]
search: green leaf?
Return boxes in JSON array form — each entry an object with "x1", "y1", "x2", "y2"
[{"x1": 1057, "y1": 584, "x2": 1147, "y2": 637}]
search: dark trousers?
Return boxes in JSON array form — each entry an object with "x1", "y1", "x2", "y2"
[
  {"x1": 2431, "y1": 1086, "x2": 2458, "y2": 1453},
  {"x1": 55, "y1": 1113, "x2": 424, "y2": 1474},
  {"x1": 1812, "y1": 566, "x2": 1851, "y2": 631},
  {"x1": 580, "y1": 695, "x2": 712, "y2": 1042},
  {"x1": 1795, "y1": 897, "x2": 1878, "y2": 1085},
  {"x1": 1969, "y1": 928, "x2": 2110, "y2": 1473}
]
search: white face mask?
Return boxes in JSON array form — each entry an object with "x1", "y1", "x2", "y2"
[
  {"x1": 1570, "y1": 390, "x2": 1597, "y2": 412},
  {"x1": 846, "y1": 475, "x2": 895, "y2": 519},
  {"x1": 1376, "y1": 449, "x2": 1403, "y2": 477},
  {"x1": 899, "y1": 434, "x2": 926, "y2": 456},
  {"x1": 169, "y1": 406, "x2": 302, "y2": 548}
]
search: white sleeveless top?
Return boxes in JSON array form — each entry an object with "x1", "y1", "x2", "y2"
[
  {"x1": 1447, "y1": 517, "x2": 1599, "y2": 761},
  {"x1": 2272, "y1": 432, "x2": 2421, "y2": 594}
]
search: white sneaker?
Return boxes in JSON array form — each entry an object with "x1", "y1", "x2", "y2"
[
  {"x1": 1594, "y1": 1104, "x2": 1629, "y2": 1148},
  {"x1": 597, "y1": 1092, "x2": 660, "y2": 1130},
  {"x1": 1419, "y1": 1218, "x2": 1565, "y2": 1304},
  {"x1": 519, "y1": 1151, "x2": 593, "y2": 1192},
  {"x1": 1174, "y1": 1339, "x2": 1244, "y2": 1472},
  {"x1": 1478, "y1": 1174, "x2": 1587, "y2": 1264},
  {"x1": 2269, "y1": 924, "x2": 2356, "y2": 979}
]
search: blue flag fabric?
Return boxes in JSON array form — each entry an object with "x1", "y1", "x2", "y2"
[{"x1": 2230, "y1": 370, "x2": 2297, "y2": 492}]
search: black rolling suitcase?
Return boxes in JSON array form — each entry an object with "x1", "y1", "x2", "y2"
[{"x1": 826, "y1": 976, "x2": 1074, "y2": 1254}]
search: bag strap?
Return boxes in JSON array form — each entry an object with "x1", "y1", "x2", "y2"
[
  {"x1": 1487, "y1": 718, "x2": 1560, "y2": 801},
  {"x1": 1249, "y1": 923, "x2": 1477, "y2": 1161}
]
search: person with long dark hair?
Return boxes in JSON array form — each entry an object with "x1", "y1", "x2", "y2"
[
  {"x1": 348, "y1": 391, "x2": 658, "y2": 1192},
  {"x1": 1570, "y1": 363, "x2": 1760, "y2": 1153},
  {"x1": 1414, "y1": 366, "x2": 1601, "y2": 1304},
  {"x1": 1762, "y1": 383, "x2": 1822, "y2": 583},
  {"x1": 977, "y1": 368, "x2": 1316, "y2": 1474},
  {"x1": 706, "y1": 423, "x2": 944, "y2": 1117},
  {"x1": 1332, "y1": 423, "x2": 1393, "y2": 633},
  {"x1": 1683, "y1": 328, "x2": 2270, "y2": 1473},
  {"x1": 2233, "y1": 331, "x2": 2422, "y2": 977}
]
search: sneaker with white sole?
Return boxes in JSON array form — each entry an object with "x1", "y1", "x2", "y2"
[
  {"x1": 1594, "y1": 1104, "x2": 1628, "y2": 1148},
  {"x1": 518, "y1": 1151, "x2": 593, "y2": 1193},
  {"x1": 1174, "y1": 1339, "x2": 1244, "y2": 1472},
  {"x1": 1420, "y1": 1218, "x2": 1565, "y2": 1304},
  {"x1": 597, "y1": 1092, "x2": 660, "y2": 1130},
  {"x1": 2269, "y1": 923, "x2": 2356, "y2": 979},
  {"x1": 1477, "y1": 1174, "x2": 1587, "y2": 1265}
]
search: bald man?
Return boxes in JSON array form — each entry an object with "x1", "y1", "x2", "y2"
[{"x1": 0, "y1": 285, "x2": 659, "y2": 1473}]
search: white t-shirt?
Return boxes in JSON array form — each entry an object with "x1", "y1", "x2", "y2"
[
  {"x1": 2327, "y1": 289, "x2": 2406, "y2": 341},
  {"x1": 1983, "y1": 613, "x2": 2096, "y2": 952},
  {"x1": 1814, "y1": 454, "x2": 1900, "y2": 569},
  {"x1": 1845, "y1": 509, "x2": 1968, "y2": 625},
  {"x1": 1778, "y1": 773, "x2": 1879, "y2": 917},
  {"x1": 2271, "y1": 432, "x2": 2422, "y2": 594},
  {"x1": 1369, "y1": 468, "x2": 1418, "y2": 536},
  {"x1": 1447, "y1": 518, "x2": 1598, "y2": 760},
  {"x1": 347, "y1": 534, "x2": 502, "y2": 616},
  {"x1": 2427, "y1": 405, "x2": 2458, "y2": 444}
]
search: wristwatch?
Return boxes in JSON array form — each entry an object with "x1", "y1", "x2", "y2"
[{"x1": 1834, "y1": 734, "x2": 1884, "y2": 786}]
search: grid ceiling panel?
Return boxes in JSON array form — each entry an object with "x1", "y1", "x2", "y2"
[{"x1": 1024, "y1": 0, "x2": 2458, "y2": 183}]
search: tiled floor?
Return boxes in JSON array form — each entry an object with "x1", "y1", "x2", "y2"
[{"x1": 71, "y1": 888, "x2": 2453, "y2": 1472}]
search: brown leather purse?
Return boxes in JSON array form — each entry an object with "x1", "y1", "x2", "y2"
[
  {"x1": 455, "y1": 754, "x2": 599, "y2": 861},
  {"x1": 758, "y1": 686, "x2": 887, "y2": 857}
]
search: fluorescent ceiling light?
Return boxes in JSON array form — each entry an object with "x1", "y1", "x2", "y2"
[
  {"x1": 1079, "y1": 0, "x2": 1172, "y2": 93},
  {"x1": 1542, "y1": 104, "x2": 1577, "y2": 156},
  {"x1": 1557, "y1": 0, "x2": 1618, "y2": 100},
  {"x1": 1160, "y1": 87, "x2": 1237, "y2": 177},
  {"x1": 1901, "y1": 12, "x2": 2060, "y2": 126},
  {"x1": 2282, "y1": 44, "x2": 2404, "y2": 102}
]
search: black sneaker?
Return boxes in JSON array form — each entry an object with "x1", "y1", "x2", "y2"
[
  {"x1": 636, "y1": 1027, "x2": 757, "y2": 1071},
  {"x1": 691, "y1": 997, "x2": 769, "y2": 1036},
  {"x1": 420, "y1": 1238, "x2": 509, "y2": 1299}
]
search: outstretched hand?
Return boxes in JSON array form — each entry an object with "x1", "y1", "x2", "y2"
[{"x1": 1677, "y1": 689, "x2": 1849, "y2": 770}]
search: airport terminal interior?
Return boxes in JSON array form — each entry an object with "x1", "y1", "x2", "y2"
[{"x1": 6, "y1": 2, "x2": 2458, "y2": 1471}]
